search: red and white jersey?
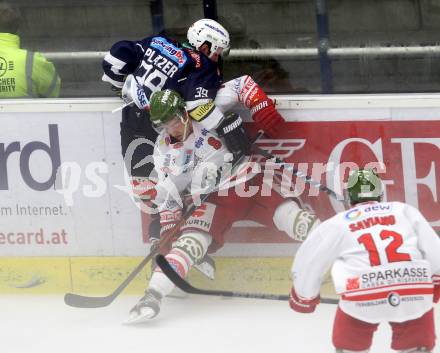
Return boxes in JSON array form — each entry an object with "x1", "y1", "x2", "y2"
[
  {"x1": 152, "y1": 122, "x2": 253, "y2": 213},
  {"x1": 292, "y1": 201, "x2": 440, "y2": 323},
  {"x1": 152, "y1": 123, "x2": 225, "y2": 212}
]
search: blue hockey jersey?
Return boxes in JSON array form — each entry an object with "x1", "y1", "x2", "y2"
[{"x1": 102, "y1": 35, "x2": 224, "y2": 129}]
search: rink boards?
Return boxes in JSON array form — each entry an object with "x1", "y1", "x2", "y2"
[
  {"x1": 0, "y1": 94, "x2": 439, "y2": 294},
  {"x1": 0, "y1": 256, "x2": 336, "y2": 296}
]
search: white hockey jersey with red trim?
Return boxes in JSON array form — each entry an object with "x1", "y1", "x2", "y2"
[
  {"x1": 152, "y1": 122, "x2": 254, "y2": 213},
  {"x1": 291, "y1": 201, "x2": 440, "y2": 323}
]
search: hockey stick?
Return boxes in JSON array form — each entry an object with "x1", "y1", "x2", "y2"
[
  {"x1": 156, "y1": 255, "x2": 338, "y2": 304},
  {"x1": 64, "y1": 214, "x2": 189, "y2": 308},
  {"x1": 252, "y1": 145, "x2": 345, "y2": 202},
  {"x1": 64, "y1": 131, "x2": 264, "y2": 308},
  {"x1": 64, "y1": 185, "x2": 224, "y2": 308}
]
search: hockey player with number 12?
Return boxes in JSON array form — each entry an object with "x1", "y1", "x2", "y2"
[
  {"x1": 125, "y1": 89, "x2": 320, "y2": 323},
  {"x1": 289, "y1": 169, "x2": 440, "y2": 353}
]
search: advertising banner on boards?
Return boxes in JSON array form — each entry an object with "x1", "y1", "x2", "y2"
[
  {"x1": 141, "y1": 120, "x2": 440, "y2": 255},
  {"x1": 0, "y1": 111, "x2": 143, "y2": 256},
  {"x1": 1, "y1": 99, "x2": 439, "y2": 257}
]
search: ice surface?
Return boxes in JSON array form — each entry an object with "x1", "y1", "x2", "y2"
[{"x1": 0, "y1": 295, "x2": 438, "y2": 353}]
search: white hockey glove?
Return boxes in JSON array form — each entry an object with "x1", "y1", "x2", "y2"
[
  {"x1": 191, "y1": 161, "x2": 222, "y2": 197},
  {"x1": 121, "y1": 74, "x2": 150, "y2": 110},
  {"x1": 205, "y1": 162, "x2": 221, "y2": 186}
]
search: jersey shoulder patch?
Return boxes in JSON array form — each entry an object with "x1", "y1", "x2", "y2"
[
  {"x1": 189, "y1": 101, "x2": 216, "y2": 121},
  {"x1": 150, "y1": 36, "x2": 187, "y2": 68}
]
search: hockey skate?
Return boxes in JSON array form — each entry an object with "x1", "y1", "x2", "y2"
[
  {"x1": 194, "y1": 253, "x2": 216, "y2": 280},
  {"x1": 125, "y1": 289, "x2": 162, "y2": 324}
]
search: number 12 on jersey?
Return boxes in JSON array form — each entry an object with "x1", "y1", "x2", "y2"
[{"x1": 358, "y1": 230, "x2": 412, "y2": 266}]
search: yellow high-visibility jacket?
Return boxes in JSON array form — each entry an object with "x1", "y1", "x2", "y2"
[{"x1": 0, "y1": 33, "x2": 60, "y2": 98}]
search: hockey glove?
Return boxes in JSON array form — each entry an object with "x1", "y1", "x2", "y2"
[
  {"x1": 131, "y1": 177, "x2": 157, "y2": 203},
  {"x1": 241, "y1": 77, "x2": 285, "y2": 138},
  {"x1": 195, "y1": 161, "x2": 222, "y2": 194},
  {"x1": 289, "y1": 287, "x2": 320, "y2": 313},
  {"x1": 216, "y1": 112, "x2": 251, "y2": 161},
  {"x1": 149, "y1": 237, "x2": 160, "y2": 253},
  {"x1": 121, "y1": 74, "x2": 150, "y2": 110}
]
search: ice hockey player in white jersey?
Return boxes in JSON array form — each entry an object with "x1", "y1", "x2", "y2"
[
  {"x1": 103, "y1": 19, "x2": 287, "y2": 280},
  {"x1": 289, "y1": 169, "x2": 440, "y2": 353},
  {"x1": 125, "y1": 89, "x2": 319, "y2": 323}
]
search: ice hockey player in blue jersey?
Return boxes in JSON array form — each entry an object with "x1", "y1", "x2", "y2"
[
  {"x1": 102, "y1": 23, "x2": 227, "y2": 203},
  {"x1": 102, "y1": 32, "x2": 226, "y2": 178},
  {"x1": 103, "y1": 35, "x2": 226, "y2": 127},
  {"x1": 102, "y1": 20, "x2": 288, "y2": 298},
  {"x1": 102, "y1": 19, "x2": 285, "y2": 189},
  {"x1": 101, "y1": 20, "x2": 232, "y2": 283}
]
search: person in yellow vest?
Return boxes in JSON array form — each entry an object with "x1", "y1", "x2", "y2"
[{"x1": 0, "y1": 2, "x2": 60, "y2": 98}]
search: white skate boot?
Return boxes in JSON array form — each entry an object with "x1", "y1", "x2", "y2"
[{"x1": 125, "y1": 288, "x2": 163, "y2": 324}]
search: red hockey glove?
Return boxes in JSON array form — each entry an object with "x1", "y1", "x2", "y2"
[
  {"x1": 251, "y1": 98, "x2": 285, "y2": 138},
  {"x1": 158, "y1": 209, "x2": 182, "y2": 254},
  {"x1": 131, "y1": 177, "x2": 157, "y2": 202},
  {"x1": 289, "y1": 287, "x2": 320, "y2": 313},
  {"x1": 239, "y1": 76, "x2": 285, "y2": 138},
  {"x1": 434, "y1": 284, "x2": 440, "y2": 303}
]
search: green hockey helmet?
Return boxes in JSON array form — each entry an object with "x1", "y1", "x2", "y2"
[
  {"x1": 347, "y1": 169, "x2": 383, "y2": 205},
  {"x1": 149, "y1": 89, "x2": 186, "y2": 126}
]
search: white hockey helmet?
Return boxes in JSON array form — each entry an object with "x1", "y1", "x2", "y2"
[{"x1": 187, "y1": 19, "x2": 230, "y2": 58}]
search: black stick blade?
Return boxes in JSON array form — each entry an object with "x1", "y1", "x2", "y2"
[
  {"x1": 63, "y1": 253, "x2": 155, "y2": 309},
  {"x1": 157, "y1": 254, "x2": 288, "y2": 299},
  {"x1": 156, "y1": 255, "x2": 338, "y2": 304},
  {"x1": 64, "y1": 293, "x2": 114, "y2": 308},
  {"x1": 156, "y1": 254, "x2": 200, "y2": 294}
]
